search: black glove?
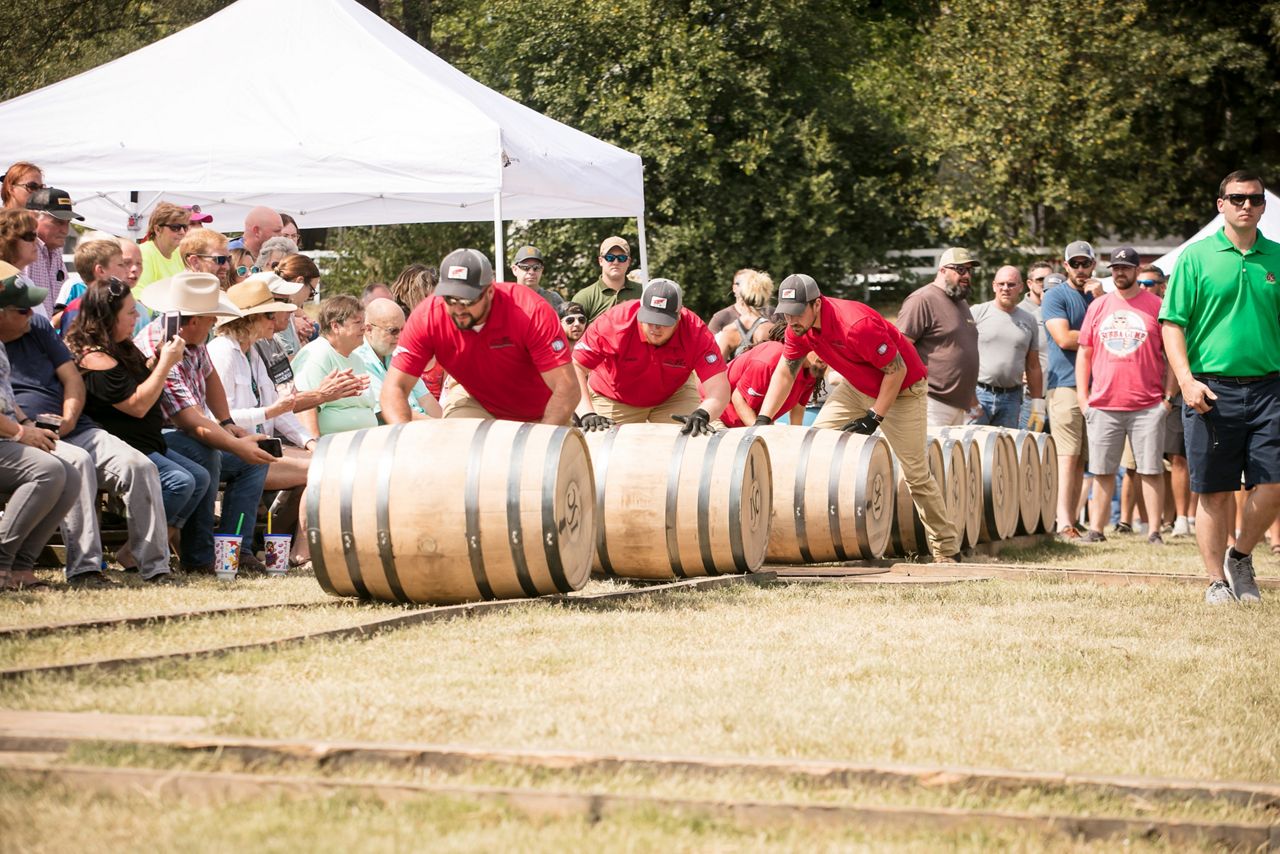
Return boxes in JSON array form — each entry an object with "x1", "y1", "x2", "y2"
[
  {"x1": 841, "y1": 410, "x2": 883, "y2": 435},
  {"x1": 753, "y1": 414, "x2": 774, "y2": 426},
  {"x1": 672, "y1": 408, "x2": 715, "y2": 436},
  {"x1": 573, "y1": 412, "x2": 615, "y2": 432}
]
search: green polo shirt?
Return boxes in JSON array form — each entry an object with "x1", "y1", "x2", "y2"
[
  {"x1": 570, "y1": 277, "x2": 644, "y2": 322},
  {"x1": 1160, "y1": 227, "x2": 1280, "y2": 376}
]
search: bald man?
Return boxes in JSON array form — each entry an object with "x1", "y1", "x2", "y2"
[
  {"x1": 238, "y1": 206, "x2": 284, "y2": 257},
  {"x1": 351, "y1": 298, "x2": 442, "y2": 420},
  {"x1": 970, "y1": 265, "x2": 1043, "y2": 428}
]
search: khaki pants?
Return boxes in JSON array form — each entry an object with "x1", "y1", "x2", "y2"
[
  {"x1": 591, "y1": 378, "x2": 722, "y2": 427},
  {"x1": 813, "y1": 378, "x2": 959, "y2": 557},
  {"x1": 927, "y1": 396, "x2": 968, "y2": 427},
  {"x1": 442, "y1": 384, "x2": 496, "y2": 420}
]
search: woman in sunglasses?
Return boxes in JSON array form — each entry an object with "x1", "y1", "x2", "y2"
[
  {"x1": 0, "y1": 210, "x2": 39, "y2": 271},
  {"x1": 135, "y1": 202, "x2": 191, "y2": 295},
  {"x1": 1, "y1": 162, "x2": 44, "y2": 211},
  {"x1": 65, "y1": 281, "x2": 201, "y2": 570}
]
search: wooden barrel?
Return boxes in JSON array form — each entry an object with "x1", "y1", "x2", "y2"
[
  {"x1": 971, "y1": 427, "x2": 1041, "y2": 535},
  {"x1": 305, "y1": 420, "x2": 596, "y2": 605},
  {"x1": 1034, "y1": 432, "x2": 1058, "y2": 532},
  {"x1": 939, "y1": 437, "x2": 968, "y2": 541},
  {"x1": 582, "y1": 424, "x2": 772, "y2": 579},
  {"x1": 756, "y1": 427, "x2": 893, "y2": 563},
  {"x1": 932, "y1": 427, "x2": 1019, "y2": 541},
  {"x1": 957, "y1": 439, "x2": 983, "y2": 547},
  {"x1": 888, "y1": 437, "x2": 945, "y2": 557}
]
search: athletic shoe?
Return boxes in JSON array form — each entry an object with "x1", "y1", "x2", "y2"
[
  {"x1": 1223, "y1": 551, "x2": 1262, "y2": 603},
  {"x1": 1205, "y1": 580, "x2": 1237, "y2": 605},
  {"x1": 1147, "y1": 532, "x2": 1165, "y2": 546},
  {"x1": 1113, "y1": 522, "x2": 1134, "y2": 535},
  {"x1": 1171, "y1": 518, "x2": 1190, "y2": 537},
  {"x1": 1081, "y1": 529, "x2": 1107, "y2": 543}
]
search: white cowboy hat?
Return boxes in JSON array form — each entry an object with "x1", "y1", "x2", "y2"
[
  {"x1": 139, "y1": 271, "x2": 241, "y2": 318},
  {"x1": 216, "y1": 277, "x2": 299, "y2": 328},
  {"x1": 243, "y1": 270, "x2": 306, "y2": 297}
]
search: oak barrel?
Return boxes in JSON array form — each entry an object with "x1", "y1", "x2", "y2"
[
  {"x1": 1034, "y1": 432, "x2": 1058, "y2": 533},
  {"x1": 932, "y1": 427, "x2": 1019, "y2": 541},
  {"x1": 305, "y1": 420, "x2": 596, "y2": 604},
  {"x1": 888, "y1": 437, "x2": 945, "y2": 556},
  {"x1": 939, "y1": 437, "x2": 968, "y2": 542},
  {"x1": 970, "y1": 427, "x2": 1040, "y2": 536},
  {"x1": 756, "y1": 427, "x2": 894, "y2": 563},
  {"x1": 582, "y1": 424, "x2": 772, "y2": 579}
]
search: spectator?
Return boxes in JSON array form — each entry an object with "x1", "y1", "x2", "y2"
[
  {"x1": 54, "y1": 238, "x2": 130, "y2": 334},
  {"x1": 228, "y1": 246, "x2": 257, "y2": 287},
  {"x1": 0, "y1": 263, "x2": 81, "y2": 591},
  {"x1": 184, "y1": 205, "x2": 213, "y2": 229},
  {"x1": 135, "y1": 202, "x2": 191, "y2": 296},
  {"x1": 571, "y1": 236, "x2": 643, "y2": 322},
  {"x1": 897, "y1": 247, "x2": 981, "y2": 426},
  {"x1": 279, "y1": 213, "x2": 300, "y2": 247},
  {"x1": 970, "y1": 265, "x2": 1043, "y2": 429},
  {"x1": 360, "y1": 282, "x2": 394, "y2": 306},
  {"x1": 713, "y1": 270, "x2": 775, "y2": 361},
  {"x1": 1137, "y1": 264, "x2": 1189, "y2": 535},
  {"x1": 274, "y1": 254, "x2": 321, "y2": 357},
  {"x1": 1043, "y1": 241, "x2": 1097, "y2": 538},
  {"x1": 572, "y1": 279, "x2": 729, "y2": 432},
  {"x1": 292, "y1": 295, "x2": 377, "y2": 436},
  {"x1": 709, "y1": 269, "x2": 773, "y2": 334},
  {"x1": 23, "y1": 188, "x2": 83, "y2": 319},
  {"x1": 1018, "y1": 261, "x2": 1055, "y2": 430},
  {"x1": 1, "y1": 162, "x2": 43, "y2": 211},
  {"x1": 381, "y1": 249, "x2": 577, "y2": 424},
  {"x1": 758, "y1": 274, "x2": 960, "y2": 562},
  {"x1": 1138, "y1": 264, "x2": 1166, "y2": 298},
  {"x1": 136, "y1": 271, "x2": 275, "y2": 573},
  {"x1": 65, "y1": 280, "x2": 202, "y2": 568},
  {"x1": 1076, "y1": 247, "x2": 1168, "y2": 546},
  {"x1": 388, "y1": 264, "x2": 442, "y2": 398},
  {"x1": 510, "y1": 245, "x2": 565, "y2": 310},
  {"x1": 180, "y1": 228, "x2": 232, "y2": 289},
  {"x1": 229, "y1": 206, "x2": 283, "y2": 257},
  {"x1": 351, "y1": 298, "x2": 440, "y2": 420},
  {"x1": 1161, "y1": 169, "x2": 1280, "y2": 604},
  {"x1": 721, "y1": 322, "x2": 824, "y2": 427},
  {"x1": 0, "y1": 210, "x2": 39, "y2": 281},
  {"x1": 255, "y1": 236, "x2": 297, "y2": 274},
  {"x1": 559, "y1": 301, "x2": 587, "y2": 343}
]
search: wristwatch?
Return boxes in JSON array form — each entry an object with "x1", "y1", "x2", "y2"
[{"x1": 219, "y1": 417, "x2": 235, "y2": 427}]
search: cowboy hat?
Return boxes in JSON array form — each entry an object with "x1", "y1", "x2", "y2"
[
  {"x1": 139, "y1": 271, "x2": 241, "y2": 317},
  {"x1": 216, "y1": 275, "x2": 298, "y2": 328}
]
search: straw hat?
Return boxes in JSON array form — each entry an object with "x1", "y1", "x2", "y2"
[
  {"x1": 216, "y1": 276, "x2": 299, "y2": 328},
  {"x1": 140, "y1": 271, "x2": 241, "y2": 317}
]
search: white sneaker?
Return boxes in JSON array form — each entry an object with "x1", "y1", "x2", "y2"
[
  {"x1": 1205, "y1": 580, "x2": 1237, "y2": 605},
  {"x1": 1171, "y1": 517, "x2": 1190, "y2": 537}
]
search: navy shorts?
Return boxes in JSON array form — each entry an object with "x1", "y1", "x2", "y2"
[{"x1": 1183, "y1": 375, "x2": 1280, "y2": 493}]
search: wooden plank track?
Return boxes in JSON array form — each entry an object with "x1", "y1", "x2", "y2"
[
  {"x1": 0, "y1": 757, "x2": 1273, "y2": 849},
  {"x1": 0, "y1": 600, "x2": 347, "y2": 640}
]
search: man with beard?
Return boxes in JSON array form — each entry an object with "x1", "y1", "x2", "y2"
[
  {"x1": 381, "y1": 248, "x2": 578, "y2": 424},
  {"x1": 559, "y1": 302, "x2": 587, "y2": 343},
  {"x1": 897, "y1": 248, "x2": 980, "y2": 426}
]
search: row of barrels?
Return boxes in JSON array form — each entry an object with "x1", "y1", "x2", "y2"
[{"x1": 304, "y1": 420, "x2": 1056, "y2": 605}]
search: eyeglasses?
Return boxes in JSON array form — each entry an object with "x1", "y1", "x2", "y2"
[
  {"x1": 562, "y1": 314, "x2": 586, "y2": 325},
  {"x1": 992, "y1": 281, "x2": 1021, "y2": 288},
  {"x1": 1223, "y1": 193, "x2": 1266, "y2": 207},
  {"x1": 515, "y1": 263, "x2": 544, "y2": 273},
  {"x1": 1067, "y1": 258, "x2": 1094, "y2": 269},
  {"x1": 944, "y1": 264, "x2": 975, "y2": 275},
  {"x1": 602, "y1": 253, "x2": 629, "y2": 263},
  {"x1": 18, "y1": 231, "x2": 36, "y2": 242},
  {"x1": 1137, "y1": 279, "x2": 1161, "y2": 287},
  {"x1": 1028, "y1": 275, "x2": 1046, "y2": 283},
  {"x1": 443, "y1": 293, "x2": 486, "y2": 308},
  {"x1": 194, "y1": 254, "x2": 230, "y2": 265},
  {"x1": 236, "y1": 265, "x2": 261, "y2": 277},
  {"x1": 17, "y1": 182, "x2": 44, "y2": 193},
  {"x1": 162, "y1": 223, "x2": 190, "y2": 233},
  {"x1": 369, "y1": 323, "x2": 403, "y2": 336}
]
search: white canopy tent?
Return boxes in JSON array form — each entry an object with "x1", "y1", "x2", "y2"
[{"x1": 0, "y1": 0, "x2": 648, "y2": 274}]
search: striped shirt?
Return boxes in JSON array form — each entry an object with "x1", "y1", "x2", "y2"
[{"x1": 133, "y1": 316, "x2": 214, "y2": 422}]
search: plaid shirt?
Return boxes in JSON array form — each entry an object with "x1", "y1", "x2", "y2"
[
  {"x1": 134, "y1": 316, "x2": 213, "y2": 423},
  {"x1": 24, "y1": 239, "x2": 66, "y2": 318}
]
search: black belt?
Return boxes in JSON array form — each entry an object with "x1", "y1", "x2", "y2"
[
  {"x1": 1194, "y1": 372, "x2": 1280, "y2": 385},
  {"x1": 977, "y1": 381, "x2": 1021, "y2": 393}
]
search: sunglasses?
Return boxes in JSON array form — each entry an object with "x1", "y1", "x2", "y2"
[
  {"x1": 1223, "y1": 193, "x2": 1266, "y2": 207},
  {"x1": 195, "y1": 254, "x2": 231, "y2": 265},
  {"x1": 1028, "y1": 275, "x2": 1046, "y2": 283},
  {"x1": 602, "y1": 253, "x2": 629, "y2": 263},
  {"x1": 562, "y1": 314, "x2": 586, "y2": 324},
  {"x1": 4, "y1": 306, "x2": 32, "y2": 315},
  {"x1": 1137, "y1": 279, "x2": 1160, "y2": 287},
  {"x1": 369, "y1": 323, "x2": 403, "y2": 336},
  {"x1": 236, "y1": 265, "x2": 261, "y2": 277},
  {"x1": 1067, "y1": 258, "x2": 1094, "y2": 269},
  {"x1": 17, "y1": 182, "x2": 44, "y2": 193},
  {"x1": 162, "y1": 223, "x2": 190, "y2": 233},
  {"x1": 515, "y1": 263, "x2": 544, "y2": 272},
  {"x1": 944, "y1": 264, "x2": 975, "y2": 275},
  {"x1": 443, "y1": 293, "x2": 487, "y2": 308},
  {"x1": 18, "y1": 231, "x2": 36, "y2": 242}
]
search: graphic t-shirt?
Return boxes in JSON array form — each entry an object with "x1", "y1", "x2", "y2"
[{"x1": 1078, "y1": 289, "x2": 1165, "y2": 410}]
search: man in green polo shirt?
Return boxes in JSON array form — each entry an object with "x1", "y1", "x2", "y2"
[
  {"x1": 1161, "y1": 169, "x2": 1280, "y2": 605},
  {"x1": 570, "y1": 235, "x2": 644, "y2": 322}
]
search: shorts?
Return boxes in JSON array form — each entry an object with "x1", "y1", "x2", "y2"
[
  {"x1": 1184, "y1": 375, "x2": 1280, "y2": 493},
  {"x1": 1084, "y1": 405, "x2": 1165, "y2": 476},
  {"x1": 1048, "y1": 387, "x2": 1086, "y2": 456},
  {"x1": 1164, "y1": 396, "x2": 1185, "y2": 456}
]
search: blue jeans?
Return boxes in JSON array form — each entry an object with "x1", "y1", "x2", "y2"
[
  {"x1": 148, "y1": 448, "x2": 210, "y2": 529},
  {"x1": 975, "y1": 386, "x2": 1023, "y2": 428},
  {"x1": 162, "y1": 430, "x2": 268, "y2": 565}
]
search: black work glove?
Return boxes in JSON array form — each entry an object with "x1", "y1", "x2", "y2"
[
  {"x1": 672, "y1": 408, "x2": 716, "y2": 436},
  {"x1": 841, "y1": 410, "x2": 883, "y2": 435},
  {"x1": 753, "y1": 414, "x2": 774, "y2": 426},
  {"x1": 573, "y1": 412, "x2": 615, "y2": 432}
]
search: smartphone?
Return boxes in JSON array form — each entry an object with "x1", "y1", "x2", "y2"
[
  {"x1": 261, "y1": 437, "x2": 284, "y2": 458},
  {"x1": 163, "y1": 312, "x2": 181, "y2": 342}
]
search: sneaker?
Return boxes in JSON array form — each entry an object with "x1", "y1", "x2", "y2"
[
  {"x1": 1205, "y1": 580, "x2": 1237, "y2": 605},
  {"x1": 1114, "y1": 522, "x2": 1134, "y2": 535},
  {"x1": 1081, "y1": 529, "x2": 1107, "y2": 543},
  {"x1": 238, "y1": 552, "x2": 268, "y2": 575},
  {"x1": 67, "y1": 571, "x2": 120, "y2": 590},
  {"x1": 1223, "y1": 551, "x2": 1262, "y2": 603},
  {"x1": 1147, "y1": 532, "x2": 1165, "y2": 546},
  {"x1": 1171, "y1": 518, "x2": 1190, "y2": 537}
]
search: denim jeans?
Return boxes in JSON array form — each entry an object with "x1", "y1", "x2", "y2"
[
  {"x1": 148, "y1": 448, "x2": 211, "y2": 529},
  {"x1": 975, "y1": 386, "x2": 1023, "y2": 428},
  {"x1": 162, "y1": 430, "x2": 268, "y2": 565}
]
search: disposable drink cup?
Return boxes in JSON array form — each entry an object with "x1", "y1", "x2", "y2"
[
  {"x1": 263, "y1": 535, "x2": 291, "y2": 576},
  {"x1": 213, "y1": 535, "x2": 241, "y2": 581}
]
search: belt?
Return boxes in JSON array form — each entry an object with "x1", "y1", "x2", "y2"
[
  {"x1": 1194, "y1": 372, "x2": 1280, "y2": 385},
  {"x1": 977, "y1": 381, "x2": 1021, "y2": 393}
]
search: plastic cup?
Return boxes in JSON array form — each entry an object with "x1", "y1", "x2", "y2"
[
  {"x1": 213, "y1": 535, "x2": 241, "y2": 581},
  {"x1": 35, "y1": 413, "x2": 62, "y2": 432},
  {"x1": 263, "y1": 535, "x2": 291, "y2": 576}
]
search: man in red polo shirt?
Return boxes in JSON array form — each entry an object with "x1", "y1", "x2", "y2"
[
  {"x1": 380, "y1": 248, "x2": 577, "y2": 424},
  {"x1": 572, "y1": 278, "x2": 729, "y2": 435},
  {"x1": 720, "y1": 328, "x2": 824, "y2": 427},
  {"x1": 756, "y1": 274, "x2": 960, "y2": 561}
]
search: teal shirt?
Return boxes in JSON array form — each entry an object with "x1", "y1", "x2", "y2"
[
  {"x1": 1160, "y1": 227, "x2": 1280, "y2": 376},
  {"x1": 293, "y1": 337, "x2": 378, "y2": 435},
  {"x1": 350, "y1": 341, "x2": 431, "y2": 415}
]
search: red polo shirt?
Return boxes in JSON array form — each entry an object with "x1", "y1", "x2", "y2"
[
  {"x1": 721, "y1": 341, "x2": 818, "y2": 427},
  {"x1": 782, "y1": 297, "x2": 926, "y2": 398},
  {"x1": 573, "y1": 301, "x2": 725, "y2": 408},
  {"x1": 391, "y1": 281, "x2": 570, "y2": 421}
]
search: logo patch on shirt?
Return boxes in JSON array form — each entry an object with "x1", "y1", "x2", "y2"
[
  {"x1": 876, "y1": 343, "x2": 888, "y2": 355},
  {"x1": 551, "y1": 339, "x2": 566, "y2": 352},
  {"x1": 489, "y1": 336, "x2": 515, "y2": 350},
  {"x1": 747, "y1": 386, "x2": 763, "y2": 398},
  {"x1": 447, "y1": 265, "x2": 469, "y2": 280},
  {"x1": 780, "y1": 288, "x2": 796, "y2": 299},
  {"x1": 705, "y1": 353, "x2": 718, "y2": 364},
  {"x1": 650, "y1": 296, "x2": 668, "y2": 308}
]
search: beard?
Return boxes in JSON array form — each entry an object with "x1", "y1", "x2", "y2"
[{"x1": 941, "y1": 280, "x2": 970, "y2": 299}]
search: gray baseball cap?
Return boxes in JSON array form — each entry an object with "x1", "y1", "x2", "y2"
[
  {"x1": 436, "y1": 248, "x2": 494, "y2": 300},
  {"x1": 775, "y1": 274, "x2": 821, "y2": 316},
  {"x1": 1043, "y1": 273, "x2": 1067, "y2": 290},
  {"x1": 512, "y1": 245, "x2": 543, "y2": 265},
  {"x1": 1064, "y1": 240, "x2": 1095, "y2": 262},
  {"x1": 637, "y1": 278, "x2": 682, "y2": 327}
]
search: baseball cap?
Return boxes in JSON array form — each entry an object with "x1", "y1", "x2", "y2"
[
  {"x1": 0, "y1": 262, "x2": 47, "y2": 309},
  {"x1": 938, "y1": 247, "x2": 978, "y2": 268},
  {"x1": 775, "y1": 274, "x2": 822, "y2": 316},
  {"x1": 512, "y1": 245, "x2": 543, "y2": 265},
  {"x1": 637, "y1": 278, "x2": 682, "y2": 327},
  {"x1": 436, "y1": 248, "x2": 494, "y2": 300},
  {"x1": 1064, "y1": 240, "x2": 1095, "y2": 262},
  {"x1": 26, "y1": 187, "x2": 84, "y2": 221},
  {"x1": 599, "y1": 236, "x2": 630, "y2": 256},
  {"x1": 1043, "y1": 273, "x2": 1067, "y2": 290},
  {"x1": 1109, "y1": 246, "x2": 1140, "y2": 267},
  {"x1": 184, "y1": 204, "x2": 213, "y2": 224}
]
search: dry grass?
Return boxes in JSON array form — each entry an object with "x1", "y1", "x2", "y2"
[{"x1": 991, "y1": 530, "x2": 1280, "y2": 576}]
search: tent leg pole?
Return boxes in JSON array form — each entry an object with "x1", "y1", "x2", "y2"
[
  {"x1": 492, "y1": 193, "x2": 505, "y2": 276},
  {"x1": 636, "y1": 214, "x2": 649, "y2": 284}
]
